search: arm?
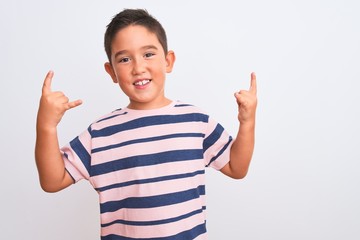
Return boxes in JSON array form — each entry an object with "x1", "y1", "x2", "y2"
[
  {"x1": 221, "y1": 72, "x2": 257, "y2": 179},
  {"x1": 35, "y1": 71, "x2": 82, "y2": 192}
]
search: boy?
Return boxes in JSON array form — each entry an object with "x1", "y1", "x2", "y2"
[{"x1": 35, "y1": 9, "x2": 257, "y2": 240}]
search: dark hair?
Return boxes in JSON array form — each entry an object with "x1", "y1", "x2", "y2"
[{"x1": 104, "y1": 9, "x2": 168, "y2": 63}]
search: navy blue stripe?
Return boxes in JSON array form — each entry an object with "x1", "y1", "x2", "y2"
[
  {"x1": 96, "y1": 112, "x2": 128, "y2": 123},
  {"x1": 95, "y1": 170, "x2": 205, "y2": 192},
  {"x1": 101, "y1": 222, "x2": 206, "y2": 240},
  {"x1": 101, "y1": 207, "x2": 204, "y2": 227},
  {"x1": 91, "y1": 113, "x2": 209, "y2": 138},
  {"x1": 92, "y1": 133, "x2": 205, "y2": 154},
  {"x1": 91, "y1": 149, "x2": 203, "y2": 177},
  {"x1": 69, "y1": 136, "x2": 91, "y2": 174},
  {"x1": 100, "y1": 185, "x2": 205, "y2": 214},
  {"x1": 206, "y1": 136, "x2": 233, "y2": 167},
  {"x1": 203, "y1": 123, "x2": 224, "y2": 152},
  {"x1": 174, "y1": 103, "x2": 193, "y2": 107}
]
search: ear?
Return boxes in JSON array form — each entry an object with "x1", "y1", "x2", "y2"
[
  {"x1": 165, "y1": 50, "x2": 176, "y2": 73},
  {"x1": 104, "y1": 62, "x2": 118, "y2": 83}
]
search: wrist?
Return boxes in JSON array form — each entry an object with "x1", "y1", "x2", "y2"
[{"x1": 239, "y1": 118, "x2": 255, "y2": 128}]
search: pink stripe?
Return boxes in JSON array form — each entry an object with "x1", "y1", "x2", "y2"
[
  {"x1": 63, "y1": 154, "x2": 85, "y2": 182},
  {"x1": 91, "y1": 121, "x2": 206, "y2": 159},
  {"x1": 101, "y1": 195, "x2": 206, "y2": 224},
  {"x1": 92, "y1": 133, "x2": 203, "y2": 165},
  {"x1": 99, "y1": 169, "x2": 205, "y2": 203},
  {"x1": 101, "y1": 206, "x2": 206, "y2": 238},
  {"x1": 194, "y1": 232, "x2": 207, "y2": 240},
  {"x1": 92, "y1": 159, "x2": 204, "y2": 190}
]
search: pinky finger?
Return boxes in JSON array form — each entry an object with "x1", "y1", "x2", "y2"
[
  {"x1": 234, "y1": 92, "x2": 244, "y2": 104},
  {"x1": 66, "y1": 99, "x2": 83, "y2": 110}
]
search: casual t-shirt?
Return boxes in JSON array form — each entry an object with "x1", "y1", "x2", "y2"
[{"x1": 61, "y1": 101, "x2": 233, "y2": 240}]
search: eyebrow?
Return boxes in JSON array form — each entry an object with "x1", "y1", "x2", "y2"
[{"x1": 114, "y1": 45, "x2": 159, "y2": 59}]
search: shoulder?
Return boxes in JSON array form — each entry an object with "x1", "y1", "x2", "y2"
[
  {"x1": 172, "y1": 100, "x2": 207, "y2": 115},
  {"x1": 88, "y1": 108, "x2": 129, "y2": 130}
]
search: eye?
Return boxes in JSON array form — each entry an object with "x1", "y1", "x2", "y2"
[
  {"x1": 144, "y1": 52, "x2": 155, "y2": 58},
  {"x1": 119, "y1": 57, "x2": 130, "y2": 63}
]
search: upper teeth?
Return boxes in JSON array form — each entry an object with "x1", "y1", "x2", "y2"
[{"x1": 134, "y1": 80, "x2": 150, "y2": 86}]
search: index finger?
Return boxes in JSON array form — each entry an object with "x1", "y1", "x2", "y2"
[
  {"x1": 42, "y1": 70, "x2": 54, "y2": 94},
  {"x1": 249, "y1": 72, "x2": 257, "y2": 94}
]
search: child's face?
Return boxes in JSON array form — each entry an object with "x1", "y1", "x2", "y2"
[{"x1": 105, "y1": 25, "x2": 175, "y2": 110}]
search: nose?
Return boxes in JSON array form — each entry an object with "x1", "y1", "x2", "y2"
[{"x1": 132, "y1": 58, "x2": 146, "y2": 75}]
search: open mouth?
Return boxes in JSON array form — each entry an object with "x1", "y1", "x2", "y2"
[{"x1": 133, "y1": 79, "x2": 152, "y2": 86}]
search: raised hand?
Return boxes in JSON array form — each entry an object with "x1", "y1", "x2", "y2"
[
  {"x1": 37, "y1": 71, "x2": 82, "y2": 130},
  {"x1": 234, "y1": 72, "x2": 257, "y2": 123}
]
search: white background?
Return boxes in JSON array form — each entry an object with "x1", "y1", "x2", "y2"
[{"x1": 1, "y1": 0, "x2": 360, "y2": 239}]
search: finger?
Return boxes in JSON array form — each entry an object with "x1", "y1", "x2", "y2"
[
  {"x1": 249, "y1": 72, "x2": 257, "y2": 95},
  {"x1": 57, "y1": 94, "x2": 69, "y2": 104},
  {"x1": 65, "y1": 99, "x2": 83, "y2": 110},
  {"x1": 42, "y1": 70, "x2": 54, "y2": 94},
  {"x1": 234, "y1": 92, "x2": 245, "y2": 104}
]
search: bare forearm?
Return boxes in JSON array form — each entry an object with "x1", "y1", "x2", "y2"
[
  {"x1": 35, "y1": 126, "x2": 69, "y2": 192},
  {"x1": 227, "y1": 121, "x2": 255, "y2": 179}
]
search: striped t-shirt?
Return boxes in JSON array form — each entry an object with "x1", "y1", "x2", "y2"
[{"x1": 61, "y1": 101, "x2": 233, "y2": 240}]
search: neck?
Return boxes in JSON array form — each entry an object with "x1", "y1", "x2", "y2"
[{"x1": 127, "y1": 98, "x2": 172, "y2": 110}]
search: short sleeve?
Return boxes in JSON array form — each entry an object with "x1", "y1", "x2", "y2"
[
  {"x1": 203, "y1": 117, "x2": 233, "y2": 170},
  {"x1": 61, "y1": 127, "x2": 92, "y2": 182}
]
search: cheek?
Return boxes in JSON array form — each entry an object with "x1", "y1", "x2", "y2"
[
  {"x1": 118, "y1": 78, "x2": 131, "y2": 89},
  {"x1": 115, "y1": 68, "x2": 131, "y2": 82},
  {"x1": 118, "y1": 82, "x2": 132, "y2": 96},
  {"x1": 154, "y1": 63, "x2": 167, "y2": 76}
]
